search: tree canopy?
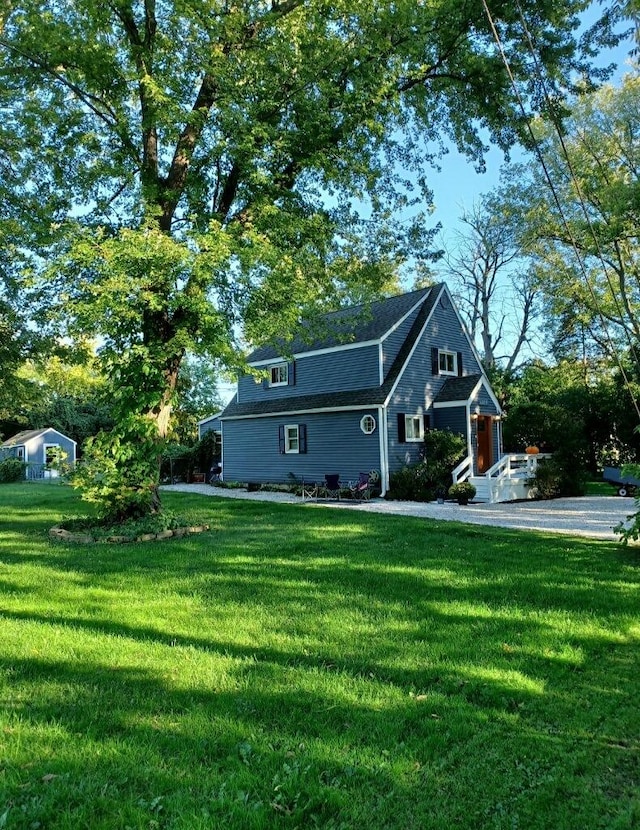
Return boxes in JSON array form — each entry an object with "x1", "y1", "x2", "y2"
[
  {"x1": 494, "y1": 74, "x2": 640, "y2": 364},
  {"x1": 0, "y1": 0, "x2": 615, "y2": 516}
]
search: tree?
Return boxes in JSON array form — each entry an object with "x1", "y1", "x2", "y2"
[
  {"x1": 439, "y1": 196, "x2": 541, "y2": 372},
  {"x1": 171, "y1": 356, "x2": 225, "y2": 444},
  {"x1": 0, "y1": 0, "x2": 609, "y2": 518},
  {"x1": 496, "y1": 75, "x2": 640, "y2": 366}
]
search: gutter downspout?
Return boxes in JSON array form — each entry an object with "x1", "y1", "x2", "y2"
[{"x1": 379, "y1": 405, "x2": 388, "y2": 496}]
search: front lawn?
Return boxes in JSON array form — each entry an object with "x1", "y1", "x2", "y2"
[{"x1": 0, "y1": 483, "x2": 638, "y2": 829}]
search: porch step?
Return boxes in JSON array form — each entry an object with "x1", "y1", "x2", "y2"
[{"x1": 470, "y1": 476, "x2": 490, "y2": 503}]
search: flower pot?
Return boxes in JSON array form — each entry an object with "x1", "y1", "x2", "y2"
[{"x1": 457, "y1": 497, "x2": 469, "y2": 506}]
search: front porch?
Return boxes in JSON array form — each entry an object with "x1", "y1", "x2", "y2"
[{"x1": 453, "y1": 452, "x2": 551, "y2": 503}]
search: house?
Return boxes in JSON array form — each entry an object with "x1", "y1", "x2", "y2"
[
  {"x1": 0, "y1": 427, "x2": 77, "y2": 479},
  {"x1": 198, "y1": 411, "x2": 222, "y2": 448},
  {"x1": 216, "y1": 283, "x2": 505, "y2": 498}
]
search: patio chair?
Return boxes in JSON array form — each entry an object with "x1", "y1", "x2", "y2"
[
  {"x1": 301, "y1": 478, "x2": 318, "y2": 500},
  {"x1": 350, "y1": 471, "x2": 373, "y2": 501},
  {"x1": 208, "y1": 463, "x2": 222, "y2": 484},
  {"x1": 322, "y1": 473, "x2": 341, "y2": 500}
]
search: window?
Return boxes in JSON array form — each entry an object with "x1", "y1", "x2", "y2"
[
  {"x1": 405, "y1": 415, "x2": 424, "y2": 442},
  {"x1": 360, "y1": 415, "x2": 376, "y2": 435},
  {"x1": 438, "y1": 350, "x2": 457, "y2": 375},
  {"x1": 270, "y1": 363, "x2": 288, "y2": 386},
  {"x1": 44, "y1": 444, "x2": 61, "y2": 466},
  {"x1": 284, "y1": 425, "x2": 299, "y2": 453},
  {"x1": 279, "y1": 423, "x2": 307, "y2": 454}
]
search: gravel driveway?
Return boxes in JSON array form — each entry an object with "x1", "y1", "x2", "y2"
[{"x1": 162, "y1": 484, "x2": 633, "y2": 541}]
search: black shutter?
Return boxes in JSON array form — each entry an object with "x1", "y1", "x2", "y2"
[
  {"x1": 431, "y1": 347, "x2": 439, "y2": 375},
  {"x1": 278, "y1": 425, "x2": 285, "y2": 454},
  {"x1": 397, "y1": 413, "x2": 406, "y2": 443},
  {"x1": 423, "y1": 414, "x2": 430, "y2": 434},
  {"x1": 457, "y1": 352, "x2": 463, "y2": 376},
  {"x1": 299, "y1": 423, "x2": 307, "y2": 453},
  {"x1": 289, "y1": 360, "x2": 296, "y2": 386}
]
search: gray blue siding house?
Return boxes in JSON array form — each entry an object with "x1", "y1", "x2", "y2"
[
  {"x1": 0, "y1": 427, "x2": 77, "y2": 479},
  {"x1": 218, "y1": 283, "x2": 502, "y2": 494}
]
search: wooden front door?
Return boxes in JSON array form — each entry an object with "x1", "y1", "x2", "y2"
[{"x1": 476, "y1": 416, "x2": 493, "y2": 474}]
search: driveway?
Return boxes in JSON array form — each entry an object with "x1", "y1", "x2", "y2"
[{"x1": 162, "y1": 484, "x2": 633, "y2": 541}]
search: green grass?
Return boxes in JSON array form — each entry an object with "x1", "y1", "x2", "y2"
[
  {"x1": 0, "y1": 483, "x2": 638, "y2": 830},
  {"x1": 584, "y1": 478, "x2": 617, "y2": 496}
]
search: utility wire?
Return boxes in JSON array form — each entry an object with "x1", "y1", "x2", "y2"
[{"x1": 480, "y1": 0, "x2": 640, "y2": 420}]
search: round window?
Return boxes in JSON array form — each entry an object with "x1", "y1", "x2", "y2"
[{"x1": 360, "y1": 415, "x2": 376, "y2": 435}]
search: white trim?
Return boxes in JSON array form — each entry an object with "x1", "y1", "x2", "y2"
[
  {"x1": 439, "y1": 283, "x2": 503, "y2": 414},
  {"x1": 248, "y1": 338, "x2": 380, "y2": 367},
  {"x1": 269, "y1": 363, "x2": 289, "y2": 386},
  {"x1": 197, "y1": 411, "x2": 223, "y2": 426},
  {"x1": 379, "y1": 293, "x2": 433, "y2": 343},
  {"x1": 379, "y1": 406, "x2": 389, "y2": 496},
  {"x1": 438, "y1": 349, "x2": 458, "y2": 376},
  {"x1": 43, "y1": 442, "x2": 61, "y2": 463},
  {"x1": 360, "y1": 414, "x2": 376, "y2": 434},
  {"x1": 221, "y1": 403, "x2": 377, "y2": 421},
  {"x1": 465, "y1": 402, "x2": 474, "y2": 474},
  {"x1": 220, "y1": 421, "x2": 225, "y2": 481},
  {"x1": 404, "y1": 414, "x2": 424, "y2": 442},
  {"x1": 283, "y1": 424, "x2": 300, "y2": 454},
  {"x1": 378, "y1": 342, "x2": 384, "y2": 386}
]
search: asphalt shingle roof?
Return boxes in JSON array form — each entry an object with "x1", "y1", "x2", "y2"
[
  {"x1": 247, "y1": 286, "x2": 437, "y2": 362},
  {"x1": 433, "y1": 375, "x2": 483, "y2": 403},
  {"x1": 1, "y1": 429, "x2": 49, "y2": 447},
  {"x1": 221, "y1": 285, "x2": 443, "y2": 419}
]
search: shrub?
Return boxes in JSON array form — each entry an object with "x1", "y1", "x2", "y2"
[
  {"x1": 448, "y1": 481, "x2": 476, "y2": 502},
  {"x1": 70, "y1": 417, "x2": 162, "y2": 522},
  {"x1": 387, "y1": 429, "x2": 466, "y2": 502},
  {"x1": 0, "y1": 458, "x2": 27, "y2": 483},
  {"x1": 528, "y1": 455, "x2": 586, "y2": 499}
]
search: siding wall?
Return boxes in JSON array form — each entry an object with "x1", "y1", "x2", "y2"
[
  {"x1": 386, "y1": 297, "x2": 481, "y2": 473},
  {"x1": 199, "y1": 415, "x2": 221, "y2": 438},
  {"x1": 433, "y1": 407, "x2": 468, "y2": 438},
  {"x1": 222, "y1": 410, "x2": 381, "y2": 485},
  {"x1": 26, "y1": 431, "x2": 76, "y2": 464},
  {"x1": 238, "y1": 343, "x2": 380, "y2": 404}
]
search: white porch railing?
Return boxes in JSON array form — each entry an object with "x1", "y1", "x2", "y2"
[
  {"x1": 451, "y1": 455, "x2": 473, "y2": 485},
  {"x1": 453, "y1": 453, "x2": 552, "y2": 503}
]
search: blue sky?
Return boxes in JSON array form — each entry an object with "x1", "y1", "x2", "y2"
[{"x1": 427, "y1": 5, "x2": 636, "y2": 247}]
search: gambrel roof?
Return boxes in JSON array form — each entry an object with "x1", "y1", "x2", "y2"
[
  {"x1": 246, "y1": 285, "x2": 438, "y2": 364},
  {"x1": 221, "y1": 285, "x2": 443, "y2": 419}
]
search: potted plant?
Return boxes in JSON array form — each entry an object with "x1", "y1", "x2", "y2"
[{"x1": 448, "y1": 481, "x2": 476, "y2": 505}]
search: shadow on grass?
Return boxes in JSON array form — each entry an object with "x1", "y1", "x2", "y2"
[{"x1": 1, "y1": 489, "x2": 639, "y2": 828}]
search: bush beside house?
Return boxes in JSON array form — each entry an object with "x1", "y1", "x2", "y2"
[{"x1": 387, "y1": 429, "x2": 466, "y2": 502}]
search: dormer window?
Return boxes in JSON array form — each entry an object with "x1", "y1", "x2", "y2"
[
  {"x1": 270, "y1": 363, "x2": 289, "y2": 386},
  {"x1": 438, "y1": 350, "x2": 457, "y2": 376}
]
